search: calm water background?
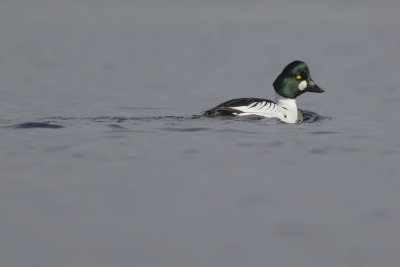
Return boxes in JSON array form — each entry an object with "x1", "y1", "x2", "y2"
[{"x1": 1, "y1": 1, "x2": 400, "y2": 266}]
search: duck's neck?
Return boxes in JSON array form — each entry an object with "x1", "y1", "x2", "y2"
[{"x1": 275, "y1": 92, "x2": 299, "y2": 123}]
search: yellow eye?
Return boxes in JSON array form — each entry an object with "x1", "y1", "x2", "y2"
[{"x1": 296, "y1": 75, "x2": 302, "y2": 80}]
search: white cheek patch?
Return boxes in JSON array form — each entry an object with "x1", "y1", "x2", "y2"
[{"x1": 298, "y1": 80, "x2": 308, "y2": 91}]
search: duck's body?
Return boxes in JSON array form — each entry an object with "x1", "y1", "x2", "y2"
[
  {"x1": 201, "y1": 93, "x2": 302, "y2": 123},
  {"x1": 201, "y1": 61, "x2": 324, "y2": 123}
]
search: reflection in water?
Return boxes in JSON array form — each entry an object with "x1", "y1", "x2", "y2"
[{"x1": 6, "y1": 112, "x2": 329, "y2": 130}]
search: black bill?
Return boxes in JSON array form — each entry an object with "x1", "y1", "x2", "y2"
[{"x1": 306, "y1": 78, "x2": 325, "y2": 93}]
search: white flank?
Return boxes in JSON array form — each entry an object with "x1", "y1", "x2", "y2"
[
  {"x1": 233, "y1": 101, "x2": 286, "y2": 120},
  {"x1": 221, "y1": 94, "x2": 300, "y2": 123}
]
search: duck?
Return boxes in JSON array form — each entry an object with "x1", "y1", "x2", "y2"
[{"x1": 201, "y1": 60, "x2": 324, "y2": 123}]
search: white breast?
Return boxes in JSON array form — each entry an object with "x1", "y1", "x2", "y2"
[{"x1": 275, "y1": 94, "x2": 299, "y2": 123}]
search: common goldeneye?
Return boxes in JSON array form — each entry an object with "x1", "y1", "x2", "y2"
[{"x1": 201, "y1": 60, "x2": 324, "y2": 123}]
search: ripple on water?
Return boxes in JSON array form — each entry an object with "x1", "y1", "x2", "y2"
[
  {"x1": 301, "y1": 110, "x2": 331, "y2": 123},
  {"x1": 13, "y1": 122, "x2": 64, "y2": 129},
  {"x1": 159, "y1": 127, "x2": 211, "y2": 132},
  {"x1": 308, "y1": 149, "x2": 329, "y2": 154},
  {"x1": 7, "y1": 112, "x2": 329, "y2": 131},
  {"x1": 197, "y1": 111, "x2": 329, "y2": 124},
  {"x1": 310, "y1": 131, "x2": 340, "y2": 135},
  {"x1": 307, "y1": 146, "x2": 333, "y2": 154},
  {"x1": 107, "y1": 124, "x2": 127, "y2": 129}
]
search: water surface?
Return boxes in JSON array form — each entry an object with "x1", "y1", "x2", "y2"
[{"x1": 1, "y1": 1, "x2": 400, "y2": 267}]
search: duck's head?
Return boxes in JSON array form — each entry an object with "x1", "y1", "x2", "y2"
[{"x1": 273, "y1": 60, "x2": 324, "y2": 99}]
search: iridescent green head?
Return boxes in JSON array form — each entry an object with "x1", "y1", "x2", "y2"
[{"x1": 273, "y1": 60, "x2": 324, "y2": 99}]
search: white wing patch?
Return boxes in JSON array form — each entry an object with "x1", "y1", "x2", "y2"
[{"x1": 230, "y1": 101, "x2": 286, "y2": 119}]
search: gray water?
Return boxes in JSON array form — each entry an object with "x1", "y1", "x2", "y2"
[{"x1": 1, "y1": 1, "x2": 400, "y2": 266}]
